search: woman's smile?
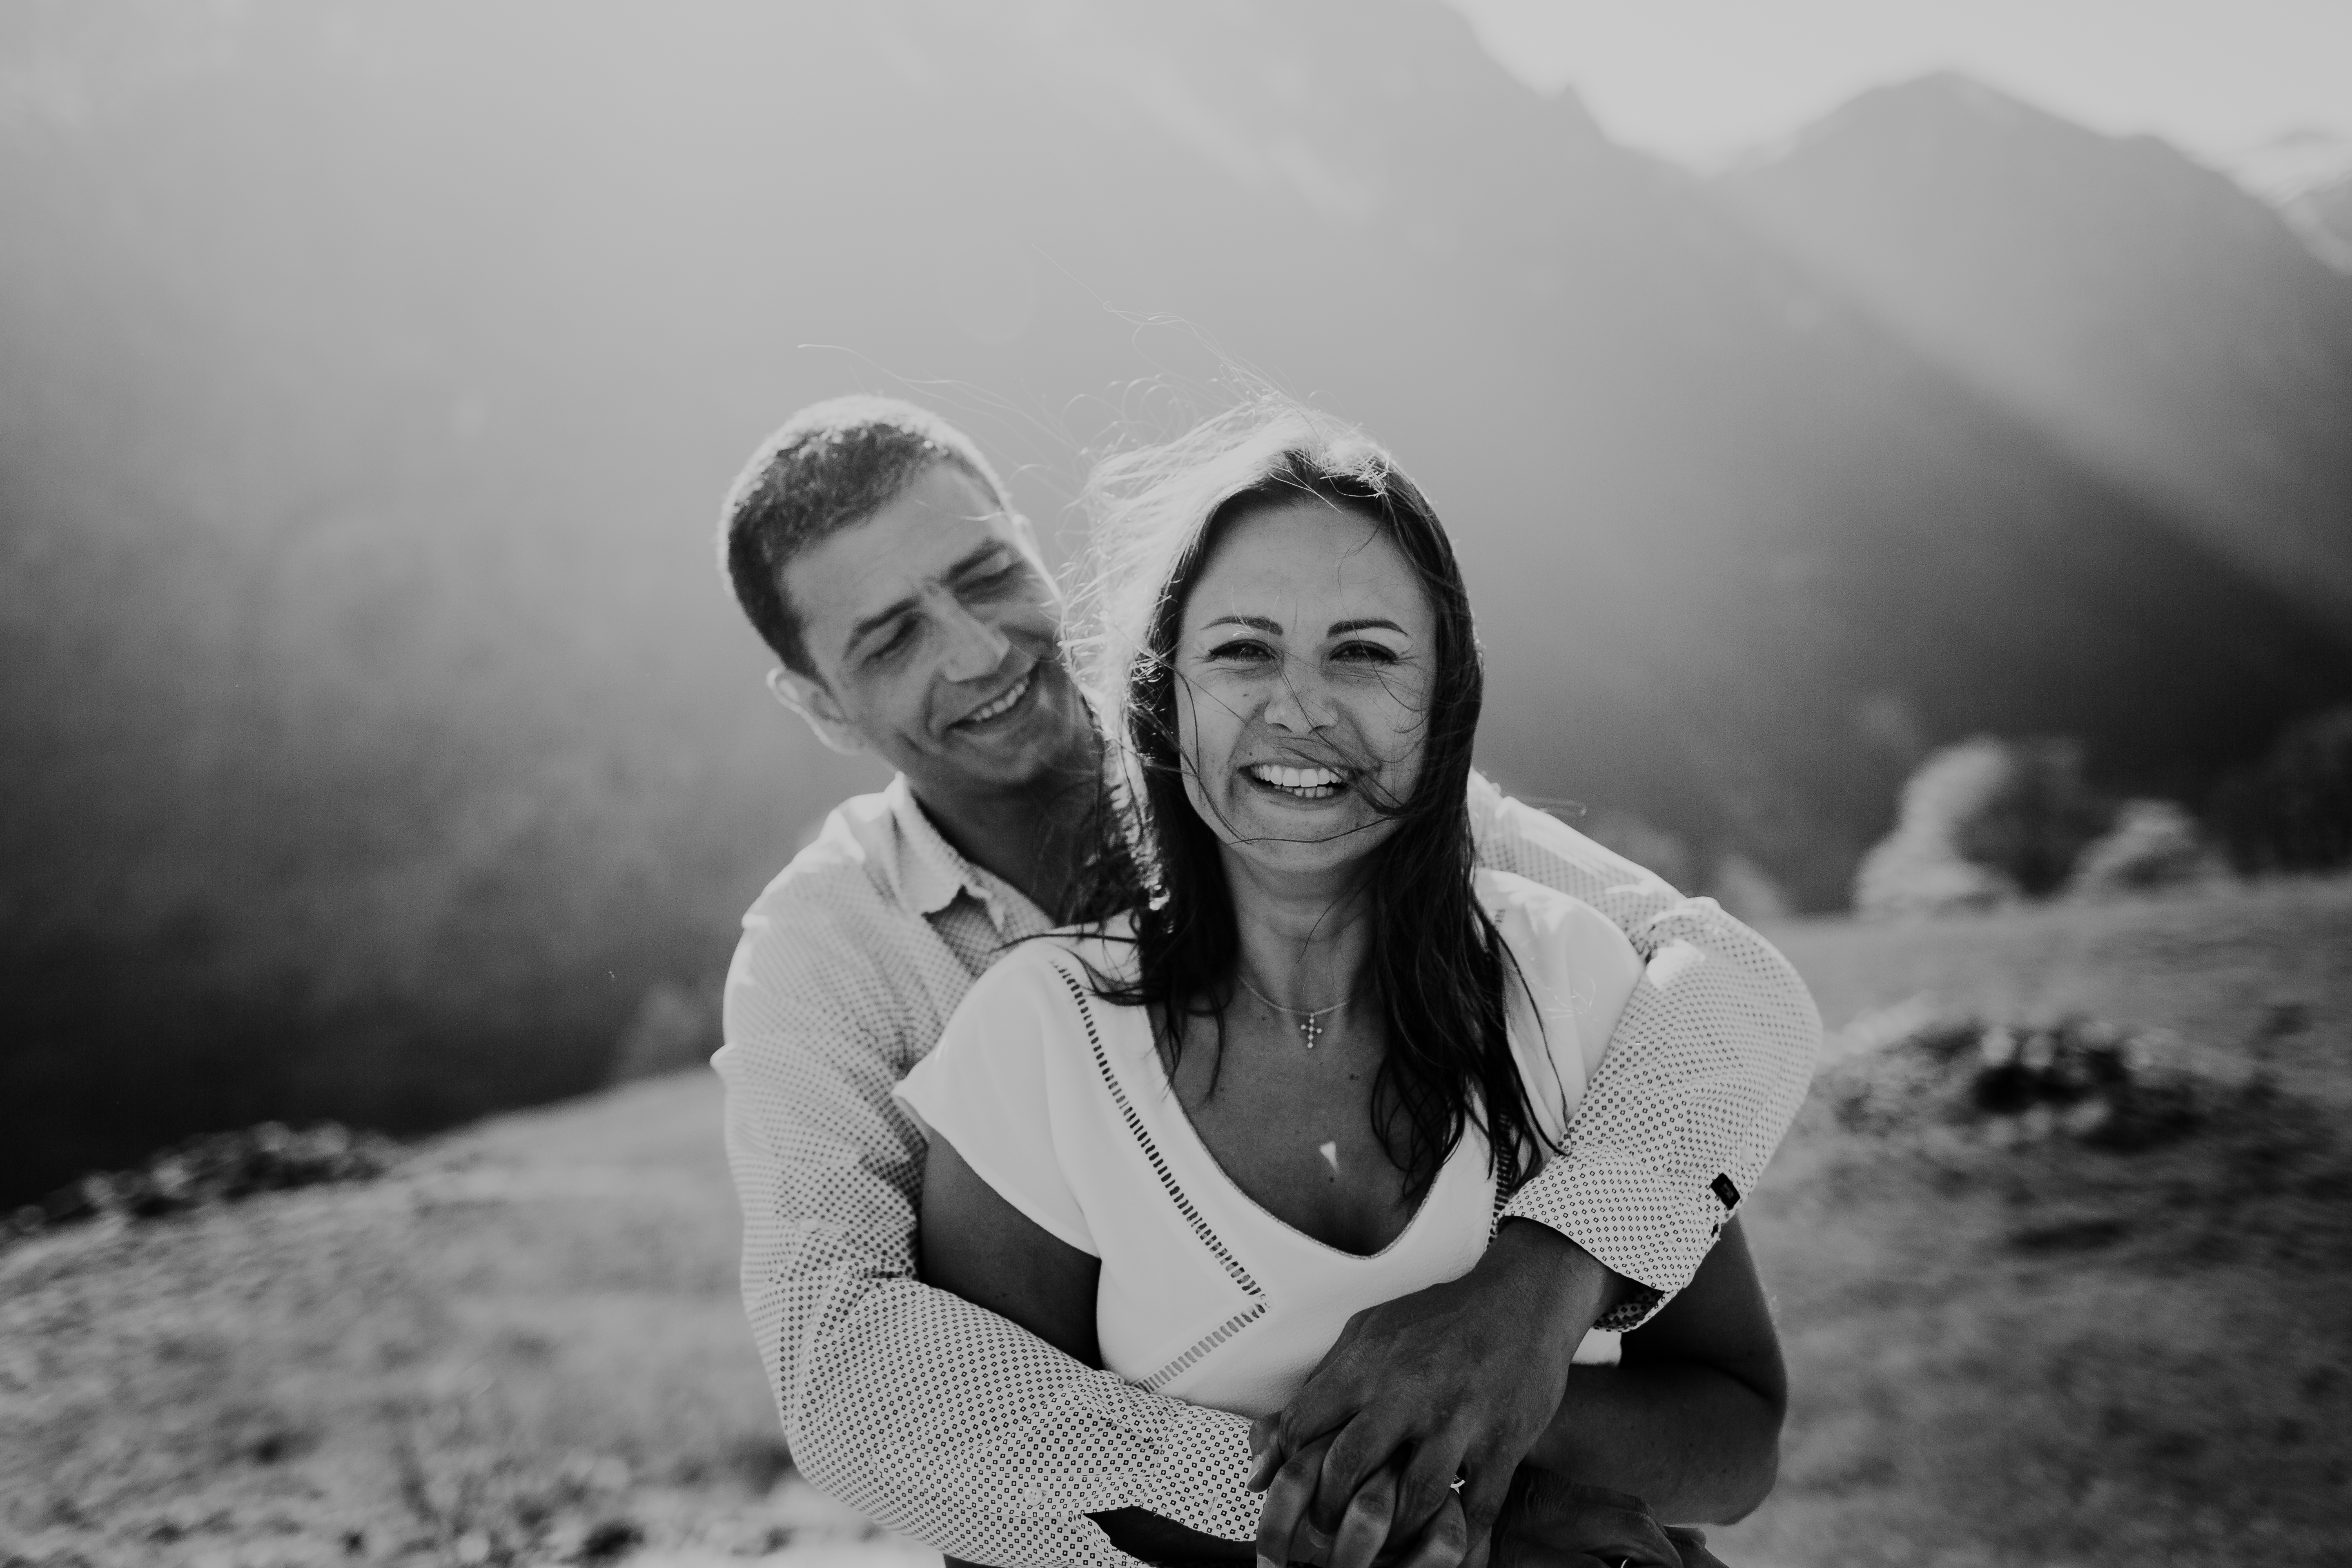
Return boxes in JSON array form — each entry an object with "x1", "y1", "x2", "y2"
[{"x1": 1241, "y1": 760, "x2": 1352, "y2": 802}]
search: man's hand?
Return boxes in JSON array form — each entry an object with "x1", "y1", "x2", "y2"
[{"x1": 1247, "y1": 1221, "x2": 1625, "y2": 1568}]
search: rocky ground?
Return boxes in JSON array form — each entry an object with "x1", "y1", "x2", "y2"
[{"x1": 5, "y1": 878, "x2": 2350, "y2": 1568}]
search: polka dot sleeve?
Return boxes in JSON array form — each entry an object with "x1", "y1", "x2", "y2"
[{"x1": 1468, "y1": 773, "x2": 1822, "y2": 1330}]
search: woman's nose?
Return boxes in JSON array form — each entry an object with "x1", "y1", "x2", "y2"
[{"x1": 1260, "y1": 664, "x2": 1333, "y2": 733}]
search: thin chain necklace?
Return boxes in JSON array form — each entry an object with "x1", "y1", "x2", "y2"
[{"x1": 1234, "y1": 972, "x2": 1358, "y2": 1050}]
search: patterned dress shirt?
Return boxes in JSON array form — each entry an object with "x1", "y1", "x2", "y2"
[{"x1": 714, "y1": 771, "x2": 1819, "y2": 1568}]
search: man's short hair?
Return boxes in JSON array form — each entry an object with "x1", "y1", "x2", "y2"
[{"x1": 719, "y1": 395, "x2": 1014, "y2": 676}]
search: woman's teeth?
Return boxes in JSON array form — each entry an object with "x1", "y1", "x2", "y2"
[
  {"x1": 960, "y1": 672, "x2": 1031, "y2": 727},
  {"x1": 1247, "y1": 763, "x2": 1347, "y2": 799}
]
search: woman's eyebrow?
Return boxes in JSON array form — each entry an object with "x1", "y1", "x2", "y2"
[
  {"x1": 1203, "y1": 614, "x2": 1283, "y2": 634},
  {"x1": 1327, "y1": 617, "x2": 1406, "y2": 636}
]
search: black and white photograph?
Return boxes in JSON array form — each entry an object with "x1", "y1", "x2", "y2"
[{"x1": 4, "y1": 4, "x2": 2349, "y2": 1566}]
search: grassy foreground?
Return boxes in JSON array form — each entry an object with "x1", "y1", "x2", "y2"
[{"x1": 5, "y1": 880, "x2": 2349, "y2": 1568}]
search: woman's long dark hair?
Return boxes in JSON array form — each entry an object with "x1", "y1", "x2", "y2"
[{"x1": 1072, "y1": 401, "x2": 1556, "y2": 1201}]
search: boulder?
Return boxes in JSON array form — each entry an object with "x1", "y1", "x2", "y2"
[{"x1": 2068, "y1": 799, "x2": 2217, "y2": 899}]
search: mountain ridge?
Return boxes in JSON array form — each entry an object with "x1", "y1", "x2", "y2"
[{"x1": 1715, "y1": 70, "x2": 2352, "y2": 636}]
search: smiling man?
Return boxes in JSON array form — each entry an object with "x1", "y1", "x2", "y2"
[
  {"x1": 710, "y1": 396, "x2": 1820, "y2": 1568},
  {"x1": 751, "y1": 452, "x2": 1102, "y2": 901}
]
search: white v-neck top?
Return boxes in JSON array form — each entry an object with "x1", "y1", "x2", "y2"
[{"x1": 898, "y1": 869, "x2": 1642, "y2": 1420}]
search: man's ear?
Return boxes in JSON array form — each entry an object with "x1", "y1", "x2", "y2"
[{"x1": 766, "y1": 666, "x2": 868, "y2": 757}]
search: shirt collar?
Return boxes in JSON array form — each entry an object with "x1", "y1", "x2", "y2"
[{"x1": 873, "y1": 774, "x2": 1019, "y2": 929}]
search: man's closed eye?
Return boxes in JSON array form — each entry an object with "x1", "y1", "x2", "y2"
[{"x1": 865, "y1": 619, "x2": 918, "y2": 665}]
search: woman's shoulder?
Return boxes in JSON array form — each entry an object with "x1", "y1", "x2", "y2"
[{"x1": 901, "y1": 928, "x2": 1133, "y2": 1265}]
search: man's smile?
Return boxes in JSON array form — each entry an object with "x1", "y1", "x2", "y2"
[{"x1": 950, "y1": 668, "x2": 1036, "y2": 732}]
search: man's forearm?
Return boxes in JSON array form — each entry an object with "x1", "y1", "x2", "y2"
[
  {"x1": 1523, "y1": 1220, "x2": 1784, "y2": 1526},
  {"x1": 1481, "y1": 1218, "x2": 1633, "y2": 1339}
]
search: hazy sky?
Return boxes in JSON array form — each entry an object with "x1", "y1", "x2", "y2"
[{"x1": 1441, "y1": 0, "x2": 2352, "y2": 168}]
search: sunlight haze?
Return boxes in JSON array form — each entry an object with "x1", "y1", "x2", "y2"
[{"x1": 1442, "y1": 0, "x2": 2352, "y2": 167}]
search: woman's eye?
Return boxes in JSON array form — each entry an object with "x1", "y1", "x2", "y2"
[
  {"x1": 1206, "y1": 639, "x2": 1274, "y2": 662},
  {"x1": 1333, "y1": 640, "x2": 1399, "y2": 664}
]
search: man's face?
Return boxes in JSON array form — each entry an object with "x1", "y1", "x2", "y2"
[{"x1": 777, "y1": 463, "x2": 1091, "y2": 800}]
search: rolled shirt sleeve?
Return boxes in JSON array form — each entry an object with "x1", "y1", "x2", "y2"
[{"x1": 1467, "y1": 772, "x2": 1822, "y2": 1329}]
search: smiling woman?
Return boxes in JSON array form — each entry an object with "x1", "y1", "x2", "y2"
[
  {"x1": 1177, "y1": 499, "x2": 1435, "y2": 868},
  {"x1": 1070, "y1": 403, "x2": 1535, "y2": 1216},
  {"x1": 900, "y1": 397, "x2": 1788, "y2": 1559}
]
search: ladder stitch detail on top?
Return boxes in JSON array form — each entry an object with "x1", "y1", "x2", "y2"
[{"x1": 1048, "y1": 960, "x2": 1268, "y2": 1390}]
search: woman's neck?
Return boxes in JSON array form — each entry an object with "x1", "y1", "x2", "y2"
[{"x1": 1220, "y1": 847, "x2": 1373, "y2": 1011}]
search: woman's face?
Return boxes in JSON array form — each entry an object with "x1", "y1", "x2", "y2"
[{"x1": 1172, "y1": 495, "x2": 1439, "y2": 886}]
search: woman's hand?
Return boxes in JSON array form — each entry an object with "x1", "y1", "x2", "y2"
[{"x1": 1254, "y1": 1432, "x2": 1470, "y2": 1568}]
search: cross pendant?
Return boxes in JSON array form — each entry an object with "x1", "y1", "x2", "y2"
[{"x1": 1298, "y1": 1014, "x2": 1323, "y2": 1050}]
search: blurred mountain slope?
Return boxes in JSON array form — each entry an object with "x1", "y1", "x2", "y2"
[
  {"x1": 1716, "y1": 72, "x2": 2352, "y2": 635},
  {"x1": 2288, "y1": 173, "x2": 2352, "y2": 274},
  {"x1": 4, "y1": 2, "x2": 2348, "y2": 1197},
  {"x1": 2220, "y1": 130, "x2": 2352, "y2": 277},
  {"x1": 2225, "y1": 127, "x2": 2352, "y2": 274}
]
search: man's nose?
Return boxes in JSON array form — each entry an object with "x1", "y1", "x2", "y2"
[{"x1": 935, "y1": 597, "x2": 1013, "y2": 682}]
